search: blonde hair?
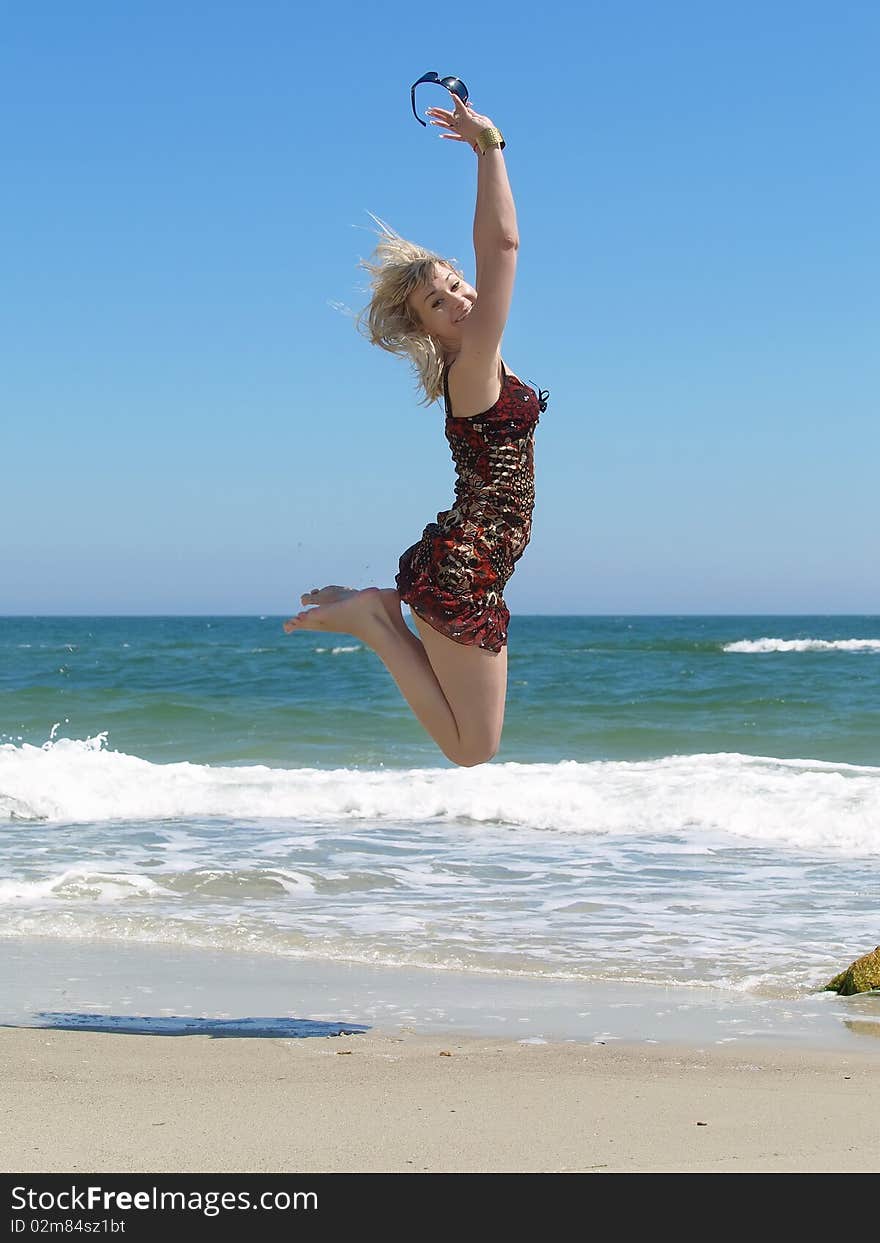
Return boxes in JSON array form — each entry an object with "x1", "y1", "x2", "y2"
[{"x1": 357, "y1": 215, "x2": 463, "y2": 406}]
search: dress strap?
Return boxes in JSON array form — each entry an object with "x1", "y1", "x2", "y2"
[{"x1": 443, "y1": 359, "x2": 507, "y2": 419}]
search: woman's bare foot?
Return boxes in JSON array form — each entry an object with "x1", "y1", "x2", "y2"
[
  {"x1": 294, "y1": 585, "x2": 412, "y2": 639},
  {"x1": 283, "y1": 586, "x2": 392, "y2": 639},
  {"x1": 299, "y1": 585, "x2": 354, "y2": 607}
]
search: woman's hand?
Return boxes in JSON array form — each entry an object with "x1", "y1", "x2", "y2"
[{"x1": 426, "y1": 91, "x2": 498, "y2": 153}]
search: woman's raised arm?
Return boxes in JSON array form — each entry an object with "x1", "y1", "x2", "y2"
[{"x1": 427, "y1": 94, "x2": 518, "y2": 391}]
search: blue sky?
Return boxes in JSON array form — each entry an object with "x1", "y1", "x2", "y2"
[{"x1": 3, "y1": 0, "x2": 877, "y2": 614}]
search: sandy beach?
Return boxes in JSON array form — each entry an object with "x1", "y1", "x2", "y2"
[{"x1": 3, "y1": 1025, "x2": 878, "y2": 1173}]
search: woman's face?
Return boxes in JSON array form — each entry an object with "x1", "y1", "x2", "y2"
[{"x1": 410, "y1": 264, "x2": 476, "y2": 348}]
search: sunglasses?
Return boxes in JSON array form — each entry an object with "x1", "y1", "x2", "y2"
[{"x1": 410, "y1": 71, "x2": 469, "y2": 126}]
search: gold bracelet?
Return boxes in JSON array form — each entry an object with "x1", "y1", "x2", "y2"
[{"x1": 475, "y1": 126, "x2": 505, "y2": 154}]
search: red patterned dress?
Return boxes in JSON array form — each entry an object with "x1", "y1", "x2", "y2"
[{"x1": 395, "y1": 360, "x2": 549, "y2": 653}]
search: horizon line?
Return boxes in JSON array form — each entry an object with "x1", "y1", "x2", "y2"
[{"x1": 2, "y1": 612, "x2": 879, "y2": 621}]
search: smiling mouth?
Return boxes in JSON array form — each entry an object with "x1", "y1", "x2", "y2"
[{"x1": 455, "y1": 308, "x2": 471, "y2": 323}]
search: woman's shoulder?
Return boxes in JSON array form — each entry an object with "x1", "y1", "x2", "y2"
[{"x1": 444, "y1": 356, "x2": 512, "y2": 421}]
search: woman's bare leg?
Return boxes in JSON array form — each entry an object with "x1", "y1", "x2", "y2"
[
  {"x1": 284, "y1": 586, "x2": 506, "y2": 766},
  {"x1": 410, "y1": 612, "x2": 507, "y2": 762}
]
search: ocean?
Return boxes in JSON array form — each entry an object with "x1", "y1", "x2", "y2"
[{"x1": 1, "y1": 614, "x2": 878, "y2": 1043}]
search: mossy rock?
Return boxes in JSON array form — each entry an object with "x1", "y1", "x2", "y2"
[{"x1": 824, "y1": 946, "x2": 880, "y2": 996}]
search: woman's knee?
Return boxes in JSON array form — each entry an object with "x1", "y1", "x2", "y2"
[{"x1": 446, "y1": 739, "x2": 500, "y2": 767}]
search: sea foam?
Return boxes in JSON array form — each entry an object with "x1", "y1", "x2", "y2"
[
  {"x1": 724, "y1": 637, "x2": 880, "y2": 653},
  {"x1": 1, "y1": 733, "x2": 878, "y2": 854}
]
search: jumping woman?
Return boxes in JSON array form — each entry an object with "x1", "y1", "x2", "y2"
[{"x1": 284, "y1": 89, "x2": 548, "y2": 767}]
